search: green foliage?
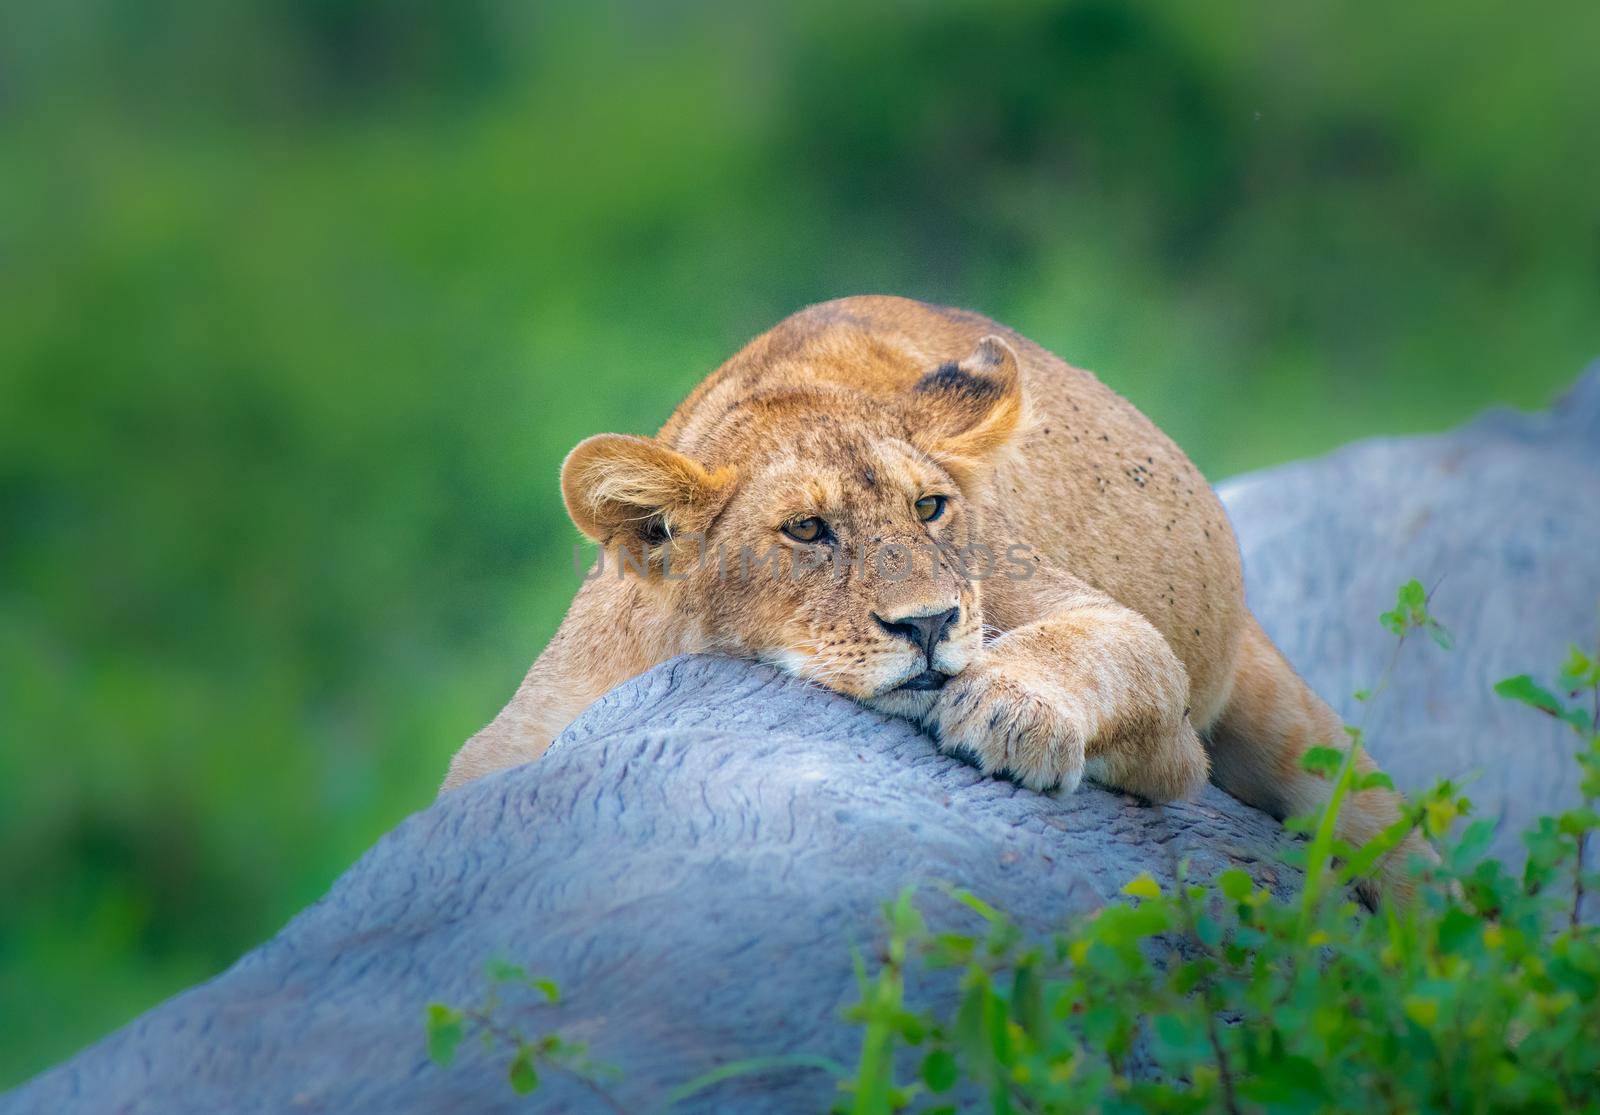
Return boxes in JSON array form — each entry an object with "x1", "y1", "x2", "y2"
[
  {"x1": 424, "y1": 961, "x2": 849, "y2": 1109},
  {"x1": 836, "y1": 611, "x2": 1600, "y2": 1113},
  {"x1": 5, "y1": 0, "x2": 1600, "y2": 1087},
  {"x1": 424, "y1": 1003, "x2": 464, "y2": 1068},
  {"x1": 662, "y1": 1054, "x2": 851, "y2": 1110},
  {"x1": 507, "y1": 1045, "x2": 540, "y2": 1095},
  {"x1": 424, "y1": 963, "x2": 617, "y2": 1107},
  {"x1": 1495, "y1": 673, "x2": 1595, "y2": 734},
  {"x1": 1378, "y1": 579, "x2": 1453, "y2": 650}
]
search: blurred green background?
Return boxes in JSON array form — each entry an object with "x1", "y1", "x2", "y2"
[{"x1": 2, "y1": 0, "x2": 1598, "y2": 1087}]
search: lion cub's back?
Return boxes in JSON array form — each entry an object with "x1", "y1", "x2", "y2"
[
  {"x1": 665, "y1": 296, "x2": 1246, "y2": 716},
  {"x1": 995, "y1": 335, "x2": 1246, "y2": 721}
]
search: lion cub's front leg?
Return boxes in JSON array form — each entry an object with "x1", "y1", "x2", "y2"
[{"x1": 924, "y1": 598, "x2": 1209, "y2": 803}]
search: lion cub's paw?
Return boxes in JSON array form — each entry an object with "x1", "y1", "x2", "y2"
[{"x1": 925, "y1": 663, "x2": 1088, "y2": 793}]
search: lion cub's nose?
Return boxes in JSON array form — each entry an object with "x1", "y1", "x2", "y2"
[{"x1": 872, "y1": 606, "x2": 960, "y2": 660}]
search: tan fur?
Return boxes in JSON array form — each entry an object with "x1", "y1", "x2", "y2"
[{"x1": 443, "y1": 296, "x2": 1423, "y2": 894}]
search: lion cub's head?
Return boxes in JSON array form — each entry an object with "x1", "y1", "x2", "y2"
[{"x1": 559, "y1": 334, "x2": 1025, "y2": 718}]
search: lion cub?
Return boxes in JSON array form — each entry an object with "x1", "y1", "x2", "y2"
[{"x1": 444, "y1": 296, "x2": 1418, "y2": 890}]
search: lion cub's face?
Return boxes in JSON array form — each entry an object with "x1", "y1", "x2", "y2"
[
  {"x1": 700, "y1": 436, "x2": 985, "y2": 712},
  {"x1": 560, "y1": 334, "x2": 1025, "y2": 716}
]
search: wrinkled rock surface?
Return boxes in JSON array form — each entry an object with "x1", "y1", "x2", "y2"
[
  {"x1": 3, "y1": 659, "x2": 1297, "y2": 1114},
  {"x1": 6, "y1": 368, "x2": 1596, "y2": 1114}
]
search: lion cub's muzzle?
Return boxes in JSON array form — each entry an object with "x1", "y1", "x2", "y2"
[{"x1": 872, "y1": 605, "x2": 962, "y2": 691}]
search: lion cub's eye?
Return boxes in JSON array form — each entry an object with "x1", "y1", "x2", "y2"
[
  {"x1": 782, "y1": 517, "x2": 826, "y2": 543},
  {"x1": 914, "y1": 495, "x2": 947, "y2": 522}
]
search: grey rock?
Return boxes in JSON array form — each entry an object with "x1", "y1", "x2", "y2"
[
  {"x1": 6, "y1": 366, "x2": 1596, "y2": 1114},
  {"x1": 2, "y1": 658, "x2": 1294, "y2": 1115},
  {"x1": 1219, "y1": 365, "x2": 1600, "y2": 867}
]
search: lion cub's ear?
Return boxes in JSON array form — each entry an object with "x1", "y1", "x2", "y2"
[
  {"x1": 909, "y1": 335, "x2": 1025, "y2": 481},
  {"x1": 561, "y1": 434, "x2": 735, "y2": 552}
]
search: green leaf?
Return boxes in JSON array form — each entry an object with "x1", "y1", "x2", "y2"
[
  {"x1": 890, "y1": 887, "x2": 926, "y2": 936},
  {"x1": 1217, "y1": 868, "x2": 1252, "y2": 901},
  {"x1": 1122, "y1": 874, "x2": 1161, "y2": 900},
  {"x1": 931, "y1": 933, "x2": 976, "y2": 964},
  {"x1": 1397, "y1": 578, "x2": 1427, "y2": 611},
  {"x1": 1402, "y1": 994, "x2": 1440, "y2": 1028},
  {"x1": 886, "y1": 1085, "x2": 917, "y2": 1109},
  {"x1": 1239, "y1": 1053, "x2": 1332, "y2": 1107},
  {"x1": 949, "y1": 887, "x2": 1002, "y2": 923},
  {"x1": 921, "y1": 1049, "x2": 958, "y2": 1093},
  {"x1": 508, "y1": 1046, "x2": 539, "y2": 1095},
  {"x1": 1301, "y1": 745, "x2": 1345, "y2": 778},
  {"x1": 1557, "y1": 807, "x2": 1600, "y2": 836},
  {"x1": 1154, "y1": 1014, "x2": 1211, "y2": 1061},
  {"x1": 425, "y1": 1004, "x2": 464, "y2": 1067},
  {"x1": 1495, "y1": 673, "x2": 1563, "y2": 712},
  {"x1": 1450, "y1": 818, "x2": 1496, "y2": 867},
  {"x1": 952, "y1": 985, "x2": 988, "y2": 1071},
  {"x1": 485, "y1": 959, "x2": 527, "y2": 984},
  {"x1": 1436, "y1": 907, "x2": 1478, "y2": 955},
  {"x1": 1378, "y1": 578, "x2": 1440, "y2": 641},
  {"x1": 1354, "y1": 770, "x2": 1394, "y2": 792},
  {"x1": 1012, "y1": 965, "x2": 1045, "y2": 1040},
  {"x1": 1559, "y1": 643, "x2": 1599, "y2": 690},
  {"x1": 532, "y1": 978, "x2": 561, "y2": 1004},
  {"x1": 664, "y1": 1053, "x2": 849, "y2": 1108},
  {"x1": 1424, "y1": 797, "x2": 1461, "y2": 838},
  {"x1": 1495, "y1": 675, "x2": 1590, "y2": 730}
]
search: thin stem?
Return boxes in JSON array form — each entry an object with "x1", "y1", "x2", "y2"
[
  {"x1": 1000, "y1": 1074, "x2": 1041, "y2": 1115},
  {"x1": 1363, "y1": 631, "x2": 1410, "y2": 720},
  {"x1": 462, "y1": 1006, "x2": 631, "y2": 1115},
  {"x1": 1300, "y1": 734, "x2": 1362, "y2": 933},
  {"x1": 1174, "y1": 874, "x2": 1243, "y2": 1115},
  {"x1": 852, "y1": 948, "x2": 904, "y2": 1115},
  {"x1": 572, "y1": 1072, "x2": 632, "y2": 1115},
  {"x1": 1580, "y1": 674, "x2": 1598, "y2": 931},
  {"x1": 463, "y1": 1006, "x2": 524, "y2": 1049},
  {"x1": 1306, "y1": 621, "x2": 1420, "y2": 920},
  {"x1": 1203, "y1": 1006, "x2": 1243, "y2": 1115},
  {"x1": 1572, "y1": 830, "x2": 1586, "y2": 932}
]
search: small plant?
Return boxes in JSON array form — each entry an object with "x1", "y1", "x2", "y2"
[
  {"x1": 424, "y1": 960, "x2": 845, "y2": 1109},
  {"x1": 425, "y1": 961, "x2": 625, "y2": 1110},
  {"x1": 836, "y1": 584, "x2": 1600, "y2": 1114}
]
